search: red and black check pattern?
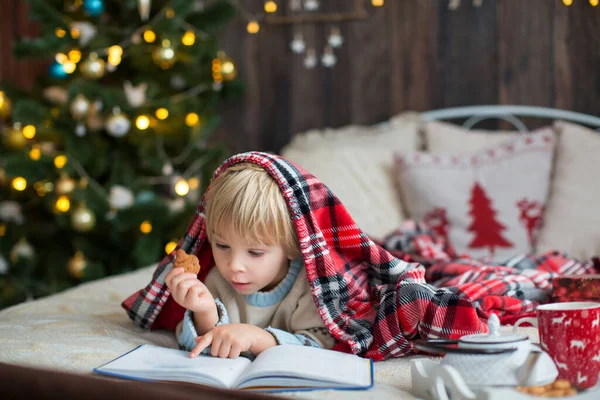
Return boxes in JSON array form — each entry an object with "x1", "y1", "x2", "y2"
[{"x1": 122, "y1": 152, "x2": 488, "y2": 360}]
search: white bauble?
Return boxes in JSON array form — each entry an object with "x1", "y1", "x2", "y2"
[
  {"x1": 0, "y1": 201, "x2": 24, "y2": 224},
  {"x1": 109, "y1": 185, "x2": 135, "y2": 210},
  {"x1": 105, "y1": 108, "x2": 131, "y2": 137}
]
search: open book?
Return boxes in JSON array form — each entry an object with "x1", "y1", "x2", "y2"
[{"x1": 94, "y1": 344, "x2": 373, "y2": 393}]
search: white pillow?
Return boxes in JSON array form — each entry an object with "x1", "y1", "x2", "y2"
[
  {"x1": 280, "y1": 112, "x2": 421, "y2": 239},
  {"x1": 425, "y1": 120, "x2": 525, "y2": 153},
  {"x1": 536, "y1": 121, "x2": 600, "y2": 260}
]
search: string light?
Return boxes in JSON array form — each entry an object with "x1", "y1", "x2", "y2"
[
  {"x1": 55, "y1": 196, "x2": 71, "y2": 213},
  {"x1": 55, "y1": 53, "x2": 68, "y2": 64},
  {"x1": 55, "y1": 28, "x2": 67, "y2": 37},
  {"x1": 54, "y1": 155, "x2": 68, "y2": 169},
  {"x1": 562, "y1": 0, "x2": 573, "y2": 5},
  {"x1": 265, "y1": 1, "x2": 277, "y2": 13},
  {"x1": 591, "y1": 0, "x2": 599, "y2": 6},
  {"x1": 62, "y1": 60, "x2": 77, "y2": 74},
  {"x1": 68, "y1": 49, "x2": 82, "y2": 63},
  {"x1": 12, "y1": 177, "x2": 27, "y2": 191},
  {"x1": 29, "y1": 147, "x2": 41, "y2": 160},
  {"x1": 70, "y1": 27, "x2": 80, "y2": 39},
  {"x1": 165, "y1": 241, "x2": 177, "y2": 254},
  {"x1": 140, "y1": 220, "x2": 153, "y2": 234},
  {"x1": 181, "y1": 31, "x2": 195, "y2": 46},
  {"x1": 136, "y1": 115, "x2": 150, "y2": 130},
  {"x1": 165, "y1": 7, "x2": 175, "y2": 18},
  {"x1": 372, "y1": 0, "x2": 384, "y2": 6},
  {"x1": 143, "y1": 29, "x2": 156, "y2": 43},
  {"x1": 108, "y1": 45, "x2": 123, "y2": 66},
  {"x1": 22, "y1": 125, "x2": 36, "y2": 139},
  {"x1": 185, "y1": 112, "x2": 200, "y2": 126},
  {"x1": 247, "y1": 21, "x2": 260, "y2": 34},
  {"x1": 174, "y1": 179, "x2": 190, "y2": 196},
  {"x1": 155, "y1": 108, "x2": 169, "y2": 120},
  {"x1": 188, "y1": 177, "x2": 199, "y2": 190}
]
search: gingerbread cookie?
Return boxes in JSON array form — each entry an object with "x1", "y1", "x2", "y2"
[
  {"x1": 174, "y1": 249, "x2": 201, "y2": 275},
  {"x1": 516, "y1": 379, "x2": 578, "y2": 397}
]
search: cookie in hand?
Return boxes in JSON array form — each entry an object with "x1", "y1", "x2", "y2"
[{"x1": 174, "y1": 249, "x2": 201, "y2": 275}]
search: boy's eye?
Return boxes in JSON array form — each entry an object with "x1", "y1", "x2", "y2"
[
  {"x1": 248, "y1": 250, "x2": 264, "y2": 257},
  {"x1": 216, "y1": 243, "x2": 229, "y2": 250}
]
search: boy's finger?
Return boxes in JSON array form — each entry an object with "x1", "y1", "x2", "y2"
[{"x1": 190, "y1": 333, "x2": 212, "y2": 358}]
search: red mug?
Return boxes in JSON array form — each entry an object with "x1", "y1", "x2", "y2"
[{"x1": 514, "y1": 302, "x2": 600, "y2": 389}]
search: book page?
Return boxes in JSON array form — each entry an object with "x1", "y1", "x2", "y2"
[
  {"x1": 235, "y1": 345, "x2": 372, "y2": 389},
  {"x1": 95, "y1": 345, "x2": 251, "y2": 388}
]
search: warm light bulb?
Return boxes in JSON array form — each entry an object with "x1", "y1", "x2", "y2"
[
  {"x1": 247, "y1": 21, "x2": 260, "y2": 34},
  {"x1": 54, "y1": 155, "x2": 68, "y2": 169},
  {"x1": 143, "y1": 30, "x2": 156, "y2": 43},
  {"x1": 55, "y1": 195, "x2": 71, "y2": 213},
  {"x1": 188, "y1": 177, "x2": 199, "y2": 190},
  {"x1": 70, "y1": 27, "x2": 80, "y2": 39},
  {"x1": 136, "y1": 115, "x2": 150, "y2": 130},
  {"x1": 222, "y1": 60, "x2": 235, "y2": 75},
  {"x1": 181, "y1": 31, "x2": 196, "y2": 46},
  {"x1": 372, "y1": 0, "x2": 384, "y2": 6},
  {"x1": 68, "y1": 49, "x2": 82, "y2": 63},
  {"x1": 591, "y1": 0, "x2": 599, "y2": 6},
  {"x1": 29, "y1": 148, "x2": 41, "y2": 160},
  {"x1": 165, "y1": 241, "x2": 177, "y2": 254},
  {"x1": 22, "y1": 125, "x2": 36, "y2": 139},
  {"x1": 55, "y1": 53, "x2": 68, "y2": 64},
  {"x1": 174, "y1": 179, "x2": 190, "y2": 196},
  {"x1": 265, "y1": 1, "x2": 277, "y2": 12},
  {"x1": 140, "y1": 220, "x2": 153, "y2": 234},
  {"x1": 55, "y1": 28, "x2": 67, "y2": 38},
  {"x1": 185, "y1": 112, "x2": 200, "y2": 126},
  {"x1": 155, "y1": 108, "x2": 169, "y2": 120},
  {"x1": 108, "y1": 45, "x2": 123, "y2": 65},
  {"x1": 563, "y1": 0, "x2": 573, "y2": 5},
  {"x1": 62, "y1": 60, "x2": 76, "y2": 73},
  {"x1": 12, "y1": 177, "x2": 27, "y2": 191},
  {"x1": 165, "y1": 7, "x2": 175, "y2": 18}
]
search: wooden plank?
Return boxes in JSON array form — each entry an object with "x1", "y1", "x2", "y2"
[
  {"x1": 436, "y1": 0, "x2": 497, "y2": 110},
  {"x1": 0, "y1": 0, "x2": 16, "y2": 84},
  {"x1": 553, "y1": 5, "x2": 572, "y2": 111},
  {"x1": 498, "y1": 0, "x2": 554, "y2": 130},
  {"x1": 388, "y1": 0, "x2": 440, "y2": 113},
  {"x1": 14, "y1": 0, "x2": 43, "y2": 91}
]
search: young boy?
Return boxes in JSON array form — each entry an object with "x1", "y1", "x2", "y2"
[
  {"x1": 122, "y1": 151, "x2": 487, "y2": 361},
  {"x1": 166, "y1": 163, "x2": 336, "y2": 358}
]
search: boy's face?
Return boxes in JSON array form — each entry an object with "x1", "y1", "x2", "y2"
[{"x1": 210, "y1": 229, "x2": 291, "y2": 295}]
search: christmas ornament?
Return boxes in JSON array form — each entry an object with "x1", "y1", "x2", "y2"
[
  {"x1": 193, "y1": 0, "x2": 205, "y2": 11},
  {"x1": 70, "y1": 22, "x2": 97, "y2": 46},
  {"x1": 10, "y1": 238, "x2": 35, "y2": 262},
  {"x1": 168, "y1": 198, "x2": 185, "y2": 214},
  {"x1": 71, "y1": 203, "x2": 96, "y2": 232},
  {"x1": 321, "y1": 46, "x2": 337, "y2": 68},
  {"x1": 303, "y1": 48, "x2": 317, "y2": 69},
  {"x1": 162, "y1": 163, "x2": 174, "y2": 175},
  {"x1": 3, "y1": 124, "x2": 28, "y2": 150},
  {"x1": 80, "y1": 53, "x2": 105, "y2": 79},
  {"x1": 0, "y1": 201, "x2": 24, "y2": 224},
  {"x1": 218, "y1": 53, "x2": 237, "y2": 81},
  {"x1": 153, "y1": 40, "x2": 176, "y2": 69},
  {"x1": 86, "y1": 101, "x2": 104, "y2": 131},
  {"x1": 170, "y1": 74, "x2": 187, "y2": 89},
  {"x1": 55, "y1": 174, "x2": 76, "y2": 195},
  {"x1": 75, "y1": 122, "x2": 87, "y2": 137},
  {"x1": 70, "y1": 94, "x2": 91, "y2": 119},
  {"x1": 49, "y1": 60, "x2": 68, "y2": 79},
  {"x1": 67, "y1": 251, "x2": 88, "y2": 279},
  {"x1": 290, "y1": 33, "x2": 306, "y2": 54},
  {"x1": 43, "y1": 86, "x2": 69, "y2": 104},
  {"x1": 290, "y1": 0, "x2": 302, "y2": 11},
  {"x1": 83, "y1": 0, "x2": 104, "y2": 17},
  {"x1": 0, "y1": 254, "x2": 7, "y2": 274},
  {"x1": 136, "y1": 190, "x2": 155, "y2": 203},
  {"x1": 124, "y1": 81, "x2": 148, "y2": 108},
  {"x1": 327, "y1": 27, "x2": 344, "y2": 48},
  {"x1": 0, "y1": 91, "x2": 13, "y2": 119},
  {"x1": 105, "y1": 107, "x2": 131, "y2": 137},
  {"x1": 109, "y1": 185, "x2": 135, "y2": 210},
  {"x1": 138, "y1": 0, "x2": 151, "y2": 20}
]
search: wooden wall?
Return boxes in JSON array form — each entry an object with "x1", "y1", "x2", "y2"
[{"x1": 2, "y1": 1, "x2": 600, "y2": 154}]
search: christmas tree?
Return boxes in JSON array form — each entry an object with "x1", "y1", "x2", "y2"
[
  {"x1": 0, "y1": 0, "x2": 243, "y2": 309},
  {"x1": 466, "y1": 182, "x2": 513, "y2": 257}
]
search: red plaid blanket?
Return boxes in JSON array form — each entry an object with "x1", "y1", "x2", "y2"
[
  {"x1": 380, "y1": 221, "x2": 600, "y2": 325},
  {"x1": 122, "y1": 152, "x2": 488, "y2": 360}
]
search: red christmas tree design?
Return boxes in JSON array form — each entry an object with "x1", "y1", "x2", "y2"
[
  {"x1": 424, "y1": 207, "x2": 450, "y2": 243},
  {"x1": 467, "y1": 182, "x2": 513, "y2": 257}
]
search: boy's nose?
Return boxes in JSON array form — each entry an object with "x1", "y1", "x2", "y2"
[{"x1": 227, "y1": 256, "x2": 245, "y2": 272}]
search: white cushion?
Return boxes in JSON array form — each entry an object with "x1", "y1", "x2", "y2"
[
  {"x1": 536, "y1": 121, "x2": 600, "y2": 260},
  {"x1": 395, "y1": 128, "x2": 556, "y2": 262},
  {"x1": 280, "y1": 112, "x2": 421, "y2": 240},
  {"x1": 425, "y1": 120, "x2": 525, "y2": 153}
]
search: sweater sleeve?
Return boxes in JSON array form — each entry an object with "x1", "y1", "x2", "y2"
[
  {"x1": 177, "y1": 298, "x2": 229, "y2": 352},
  {"x1": 264, "y1": 327, "x2": 322, "y2": 348}
]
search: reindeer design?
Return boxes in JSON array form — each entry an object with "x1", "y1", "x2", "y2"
[
  {"x1": 552, "y1": 314, "x2": 566, "y2": 324},
  {"x1": 577, "y1": 372, "x2": 588, "y2": 385},
  {"x1": 592, "y1": 353, "x2": 600, "y2": 362},
  {"x1": 564, "y1": 319, "x2": 572, "y2": 327},
  {"x1": 423, "y1": 207, "x2": 450, "y2": 243},
  {"x1": 516, "y1": 199, "x2": 544, "y2": 247},
  {"x1": 570, "y1": 340, "x2": 585, "y2": 350},
  {"x1": 555, "y1": 361, "x2": 568, "y2": 370}
]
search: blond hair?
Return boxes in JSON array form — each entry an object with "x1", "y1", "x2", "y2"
[{"x1": 205, "y1": 163, "x2": 300, "y2": 257}]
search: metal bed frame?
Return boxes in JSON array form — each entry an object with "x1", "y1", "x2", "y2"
[{"x1": 420, "y1": 105, "x2": 600, "y2": 132}]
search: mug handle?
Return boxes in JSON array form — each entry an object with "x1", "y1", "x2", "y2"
[{"x1": 513, "y1": 317, "x2": 538, "y2": 332}]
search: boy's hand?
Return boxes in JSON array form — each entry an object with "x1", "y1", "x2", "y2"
[
  {"x1": 190, "y1": 324, "x2": 277, "y2": 359},
  {"x1": 165, "y1": 267, "x2": 215, "y2": 314}
]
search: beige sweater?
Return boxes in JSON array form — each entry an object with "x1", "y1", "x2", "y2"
[{"x1": 177, "y1": 258, "x2": 336, "y2": 351}]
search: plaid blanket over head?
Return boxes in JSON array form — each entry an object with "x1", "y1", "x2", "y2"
[
  {"x1": 122, "y1": 151, "x2": 488, "y2": 360},
  {"x1": 380, "y1": 221, "x2": 600, "y2": 325}
]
